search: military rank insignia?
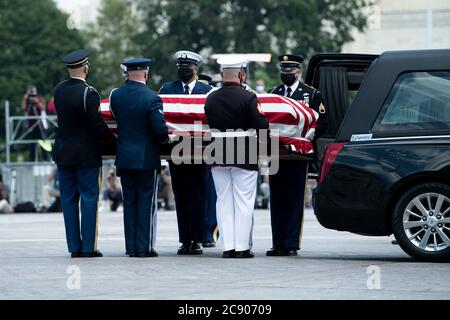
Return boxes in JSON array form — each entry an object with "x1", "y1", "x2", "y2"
[
  {"x1": 302, "y1": 93, "x2": 310, "y2": 105},
  {"x1": 319, "y1": 103, "x2": 326, "y2": 114}
]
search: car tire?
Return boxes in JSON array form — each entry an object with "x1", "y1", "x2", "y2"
[{"x1": 392, "y1": 183, "x2": 450, "y2": 262}]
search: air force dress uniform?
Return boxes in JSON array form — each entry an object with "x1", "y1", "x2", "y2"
[
  {"x1": 204, "y1": 57, "x2": 270, "y2": 258},
  {"x1": 267, "y1": 54, "x2": 327, "y2": 256},
  {"x1": 53, "y1": 49, "x2": 114, "y2": 258},
  {"x1": 110, "y1": 58, "x2": 169, "y2": 257},
  {"x1": 159, "y1": 51, "x2": 213, "y2": 255}
]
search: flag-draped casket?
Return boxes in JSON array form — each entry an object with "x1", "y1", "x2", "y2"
[{"x1": 100, "y1": 94, "x2": 318, "y2": 158}]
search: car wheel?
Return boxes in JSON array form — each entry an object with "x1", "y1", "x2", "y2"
[{"x1": 392, "y1": 183, "x2": 450, "y2": 262}]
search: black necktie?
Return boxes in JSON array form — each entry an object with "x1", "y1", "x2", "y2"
[
  {"x1": 184, "y1": 85, "x2": 190, "y2": 95},
  {"x1": 286, "y1": 87, "x2": 292, "y2": 97}
]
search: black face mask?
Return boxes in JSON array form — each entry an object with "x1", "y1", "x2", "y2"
[
  {"x1": 178, "y1": 68, "x2": 194, "y2": 83},
  {"x1": 280, "y1": 73, "x2": 297, "y2": 86}
]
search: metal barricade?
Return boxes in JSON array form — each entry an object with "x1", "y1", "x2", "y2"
[{"x1": 0, "y1": 160, "x2": 116, "y2": 210}]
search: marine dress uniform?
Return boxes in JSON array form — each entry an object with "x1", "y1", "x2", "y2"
[
  {"x1": 53, "y1": 49, "x2": 115, "y2": 258},
  {"x1": 159, "y1": 51, "x2": 213, "y2": 255},
  {"x1": 110, "y1": 58, "x2": 169, "y2": 257},
  {"x1": 204, "y1": 57, "x2": 269, "y2": 258},
  {"x1": 267, "y1": 54, "x2": 327, "y2": 256}
]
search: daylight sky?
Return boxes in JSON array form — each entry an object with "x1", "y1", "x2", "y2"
[{"x1": 54, "y1": 0, "x2": 100, "y2": 13}]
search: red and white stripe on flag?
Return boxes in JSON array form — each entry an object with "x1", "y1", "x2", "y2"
[{"x1": 100, "y1": 93, "x2": 318, "y2": 154}]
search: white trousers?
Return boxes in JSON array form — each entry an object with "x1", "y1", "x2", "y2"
[{"x1": 211, "y1": 166, "x2": 258, "y2": 251}]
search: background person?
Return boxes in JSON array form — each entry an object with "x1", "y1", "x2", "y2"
[
  {"x1": 103, "y1": 168, "x2": 122, "y2": 212},
  {"x1": 0, "y1": 174, "x2": 13, "y2": 214},
  {"x1": 157, "y1": 162, "x2": 174, "y2": 210},
  {"x1": 21, "y1": 85, "x2": 47, "y2": 161},
  {"x1": 41, "y1": 167, "x2": 62, "y2": 213}
]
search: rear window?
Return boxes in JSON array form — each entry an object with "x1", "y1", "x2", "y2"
[{"x1": 372, "y1": 71, "x2": 450, "y2": 133}]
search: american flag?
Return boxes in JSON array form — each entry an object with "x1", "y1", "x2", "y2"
[{"x1": 100, "y1": 93, "x2": 318, "y2": 155}]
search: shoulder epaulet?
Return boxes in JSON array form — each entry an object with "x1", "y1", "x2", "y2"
[
  {"x1": 268, "y1": 87, "x2": 276, "y2": 94},
  {"x1": 55, "y1": 79, "x2": 69, "y2": 88},
  {"x1": 86, "y1": 84, "x2": 99, "y2": 95},
  {"x1": 304, "y1": 83, "x2": 316, "y2": 90}
]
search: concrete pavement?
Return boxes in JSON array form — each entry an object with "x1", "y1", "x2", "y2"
[{"x1": 0, "y1": 209, "x2": 449, "y2": 299}]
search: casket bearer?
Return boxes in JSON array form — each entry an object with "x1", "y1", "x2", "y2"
[
  {"x1": 266, "y1": 54, "x2": 328, "y2": 256},
  {"x1": 159, "y1": 51, "x2": 214, "y2": 254},
  {"x1": 204, "y1": 56, "x2": 269, "y2": 258},
  {"x1": 110, "y1": 58, "x2": 169, "y2": 257},
  {"x1": 53, "y1": 49, "x2": 115, "y2": 258}
]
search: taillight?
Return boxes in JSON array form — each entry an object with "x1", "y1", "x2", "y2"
[{"x1": 318, "y1": 142, "x2": 346, "y2": 183}]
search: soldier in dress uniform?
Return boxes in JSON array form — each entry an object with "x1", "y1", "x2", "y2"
[
  {"x1": 53, "y1": 49, "x2": 115, "y2": 258},
  {"x1": 110, "y1": 58, "x2": 169, "y2": 257},
  {"x1": 204, "y1": 57, "x2": 269, "y2": 258},
  {"x1": 266, "y1": 54, "x2": 327, "y2": 256},
  {"x1": 159, "y1": 51, "x2": 214, "y2": 254}
]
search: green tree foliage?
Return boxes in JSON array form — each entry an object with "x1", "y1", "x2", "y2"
[
  {"x1": 84, "y1": 0, "x2": 142, "y2": 97},
  {"x1": 0, "y1": 0, "x2": 85, "y2": 109},
  {"x1": 136, "y1": 0, "x2": 372, "y2": 87}
]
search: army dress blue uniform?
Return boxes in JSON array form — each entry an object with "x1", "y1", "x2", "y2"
[
  {"x1": 267, "y1": 54, "x2": 327, "y2": 256},
  {"x1": 53, "y1": 49, "x2": 115, "y2": 258},
  {"x1": 159, "y1": 50, "x2": 214, "y2": 254},
  {"x1": 110, "y1": 58, "x2": 169, "y2": 257}
]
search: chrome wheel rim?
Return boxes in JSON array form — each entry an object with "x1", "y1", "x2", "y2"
[{"x1": 403, "y1": 192, "x2": 450, "y2": 252}]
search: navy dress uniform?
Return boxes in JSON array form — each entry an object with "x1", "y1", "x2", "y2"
[
  {"x1": 53, "y1": 49, "x2": 115, "y2": 258},
  {"x1": 267, "y1": 54, "x2": 327, "y2": 256},
  {"x1": 204, "y1": 57, "x2": 270, "y2": 258},
  {"x1": 110, "y1": 58, "x2": 169, "y2": 257},
  {"x1": 159, "y1": 51, "x2": 214, "y2": 255}
]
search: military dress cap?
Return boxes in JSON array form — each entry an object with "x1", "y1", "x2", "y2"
[
  {"x1": 121, "y1": 58, "x2": 151, "y2": 71},
  {"x1": 198, "y1": 74, "x2": 212, "y2": 84},
  {"x1": 62, "y1": 49, "x2": 90, "y2": 69},
  {"x1": 217, "y1": 56, "x2": 248, "y2": 70},
  {"x1": 174, "y1": 51, "x2": 203, "y2": 65},
  {"x1": 278, "y1": 54, "x2": 304, "y2": 68}
]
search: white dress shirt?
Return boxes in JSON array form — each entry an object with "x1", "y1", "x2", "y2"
[
  {"x1": 283, "y1": 80, "x2": 300, "y2": 97},
  {"x1": 182, "y1": 80, "x2": 197, "y2": 94}
]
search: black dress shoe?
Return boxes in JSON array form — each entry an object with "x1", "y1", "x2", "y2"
[
  {"x1": 71, "y1": 252, "x2": 81, "y2": 258},
  {"x1": 222, "y1": 250, "x2": 235, "y2": 258},
  {"x1": 234, "y1": 250, "x2": 255, "y2": 258},
  {"x1": 266, "y1": 248, "x2": 283, "y2": 256},
  {"x1": 280, "y1": 249, "x2": 298, "y2": 256},
  {"x1": 136, "y1": 250, "x2": 159, "y2": 258},
  {"x1": 189, "y1": 242, "x2": 203, "y2": 255},
  {"x1": 177, "y1": 243, "x2": 191, "y2": 255},
  {"x1": 80, "y1": 250, "x2": 103, "y2": 258},
  {"x1": 128, "y1": 252, "x2": 137, "y2": 257},
  {"x1": 203, "y1": 240, "x2": 216, "y2": 248}
]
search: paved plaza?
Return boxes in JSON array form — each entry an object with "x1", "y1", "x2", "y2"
[{"x1": 0, "y1": 209, "x2": 449, "y2": 300}]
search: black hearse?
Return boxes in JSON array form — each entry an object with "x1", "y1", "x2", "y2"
[{"x1": 307, "y1": 49, "x2": 450, "y2": 262}]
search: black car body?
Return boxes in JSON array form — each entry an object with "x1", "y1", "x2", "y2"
[{"x1": 309, "y1": 49, "x2": 450, "y2": 262}]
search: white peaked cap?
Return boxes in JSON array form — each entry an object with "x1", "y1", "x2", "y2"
[
  {"x1": 174, "y1": 50, "x2": 203, "y2": 64},
  {"x1": 217, "y1": 56, "x2": 248, "y2": 70}
]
